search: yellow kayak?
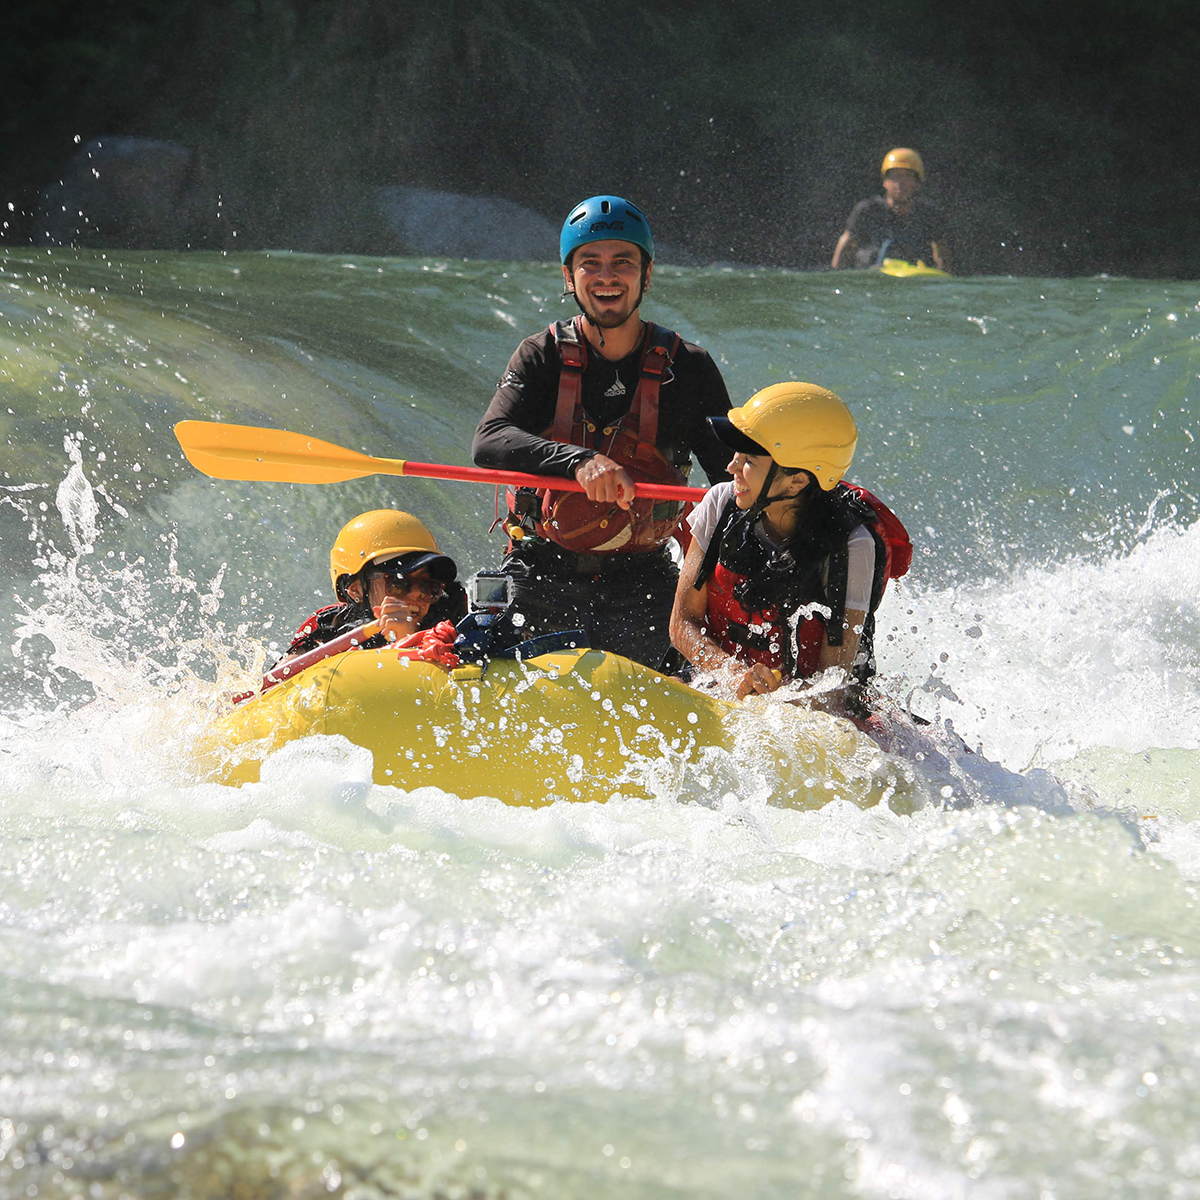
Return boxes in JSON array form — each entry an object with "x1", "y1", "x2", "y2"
[
  {"x1": 203, "y1": 646, "x2": 907, "y2": 811},
  {"x1": 879, "y1": 257, "x2": 949, "y2": 278}
]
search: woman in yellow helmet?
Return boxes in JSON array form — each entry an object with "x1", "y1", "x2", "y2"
[
  {"x1": 669, "y1": 383, "x2": 910, "y2": 714},
  {"x1": 278, "y1": 509, "x2": 465, "y2": 665}
]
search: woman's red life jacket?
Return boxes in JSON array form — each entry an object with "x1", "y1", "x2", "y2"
[
  {"x1": 701, "y1": 485, "x2": 912, "y2": 681},
  {"x1": 507, "y1": 317, "x2": 690, "y2": 554},
  {"x1": 704, "y1": 560, "x2": 827, "y2": 675}
]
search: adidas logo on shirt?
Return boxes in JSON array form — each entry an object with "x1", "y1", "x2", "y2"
[{"x1": 603, "y1": 379, "x2": 626, "y2": 398}]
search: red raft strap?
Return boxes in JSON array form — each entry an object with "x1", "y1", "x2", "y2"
[{"x1": 393, "y1": 620, "x2": 460, "y2": 669}]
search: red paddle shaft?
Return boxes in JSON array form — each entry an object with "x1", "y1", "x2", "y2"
[
  {"x1": 231, "y1": 621, "x2": 380, "y2": 704},
  {"x1": 399, "y1": 460, "x2": 707, "y2": 502}
]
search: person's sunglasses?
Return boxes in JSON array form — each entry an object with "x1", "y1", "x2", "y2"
[{"x1": 369, "y1": 563, "x2": 445, "y2": 602}]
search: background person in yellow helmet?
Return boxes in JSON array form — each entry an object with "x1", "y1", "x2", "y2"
[
  {"x1": 668, "y1": 383, "x2": 910, "y2": 715},
  {"x1": 277, "y1": 509, "x2": 466, "y2": 664},
  {"x1": 831, "y1": 148, "x2": 952, "y2": 272}
]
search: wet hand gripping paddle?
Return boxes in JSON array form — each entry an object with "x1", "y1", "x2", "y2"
[{"x1": 173, "y1": 420, "x2": 708, "y2": 502}]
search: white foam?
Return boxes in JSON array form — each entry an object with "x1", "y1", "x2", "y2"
[{"x1": 884, "y1": 519, "x2": 1200, "y2": 772}]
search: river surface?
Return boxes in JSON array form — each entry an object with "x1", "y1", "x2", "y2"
[{"x1": 1, "y1": 248, "x2": 1199, "y2": 1198}]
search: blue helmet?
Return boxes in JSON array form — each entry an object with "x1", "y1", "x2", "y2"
[{"x1": 559, "y1": 195, "x2": 654, "y2": 266}]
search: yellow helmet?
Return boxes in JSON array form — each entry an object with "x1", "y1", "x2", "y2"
[
  {"x1": 881, "y1": 147, "x2": 925, "y2": 182},
  {"x1": 712, "y1": 382, "x2": 858, "y2": 490},
  {"x1": 329, "y1": 509, "x2": 456, "y2": 596}
]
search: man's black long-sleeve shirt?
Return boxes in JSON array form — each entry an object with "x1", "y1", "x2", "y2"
[{"x1": 472, "y1": 322, "x2": 733, "y2": 485}]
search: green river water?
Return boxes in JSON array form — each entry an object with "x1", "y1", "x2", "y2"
[{"x1": 0, "y1": 247, "x2": 1198, "y2": 1197}]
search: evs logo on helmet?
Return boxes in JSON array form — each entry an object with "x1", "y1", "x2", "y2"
[{"x1": 588, "y1": 220, "x2": 625, "y2": 234}]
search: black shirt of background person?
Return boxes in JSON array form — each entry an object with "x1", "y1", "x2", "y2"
[{"x1": 844, "y1": 197, "x2": 948, "y2": 268}]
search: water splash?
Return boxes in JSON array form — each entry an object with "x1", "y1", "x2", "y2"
[{"x1": 1, "y1": 251, "x2": 1199, "y2": 1198}]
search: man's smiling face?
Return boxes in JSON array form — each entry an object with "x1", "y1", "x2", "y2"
[{"x1": 563, "y1": 239, "x2": 651, "y2": 329}]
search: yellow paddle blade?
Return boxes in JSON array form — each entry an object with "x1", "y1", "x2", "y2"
[{"x1": 174, "y1": 421, "x2": 408, "y2": 484}]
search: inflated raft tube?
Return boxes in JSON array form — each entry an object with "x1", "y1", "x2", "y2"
[
  {"x1": 204, "y1": 647, "x2": 910, "y2": 811},
  {"x1": 879, "y1": 257, "x2": 949, "y2": 278}
]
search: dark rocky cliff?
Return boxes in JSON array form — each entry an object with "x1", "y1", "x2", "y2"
[{"x1": 4, "y1": 0, "x2": 1196, "y2": 276}]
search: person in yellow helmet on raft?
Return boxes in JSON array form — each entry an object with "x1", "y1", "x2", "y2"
[
  {"x1": 832, "y1": 148, "x2": 952, "y2": 273},
  {"x1": 277, "y1": 509, "x2": 467, "y2": 668},
  {"x1": 668, "y1": 383, "x2": 912, "y2": 718}
]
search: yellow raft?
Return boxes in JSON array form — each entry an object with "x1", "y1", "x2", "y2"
[
  {"x1": 206, "y1": 646, "x2": 907, "y2": 811},
  {"x1": 880, "y1": 257, "x2": 948, "y2": 278}
]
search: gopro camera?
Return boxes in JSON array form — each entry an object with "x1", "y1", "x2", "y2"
[{"x1": 468, "y1": 570, "x2": 514, "y2": 613}]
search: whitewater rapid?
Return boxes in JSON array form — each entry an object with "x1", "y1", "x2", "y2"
[{"x1": 2, "y1": 248, "x2": 1199, "y2": 1198}]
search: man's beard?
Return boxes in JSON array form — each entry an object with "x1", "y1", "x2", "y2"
[
  {"x1": 571, "y1": 272, "x2": 648, "y2": 328},
  {"x1": 580, "y1": 299, "x2": 639, "y2": 328}
]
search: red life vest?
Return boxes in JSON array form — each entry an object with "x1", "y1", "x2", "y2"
[
  {"x1": 704, "y1": 561, "x2": 825, "y2": 674},
  {"x1": 507, "y1": 317, "x2": 690, "y2": 553},
  {"x1": 700, "y1": 484, "x2": 912, "y2": 681}
]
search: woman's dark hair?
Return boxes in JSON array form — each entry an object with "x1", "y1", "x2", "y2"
[{"x1": 779, "y1": 472, "x2": 849, "y2": 566}]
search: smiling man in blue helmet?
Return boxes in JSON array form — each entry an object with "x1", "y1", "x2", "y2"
[{"x1": 472, "y1": 194, "x2": 732, "y2": 667}]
